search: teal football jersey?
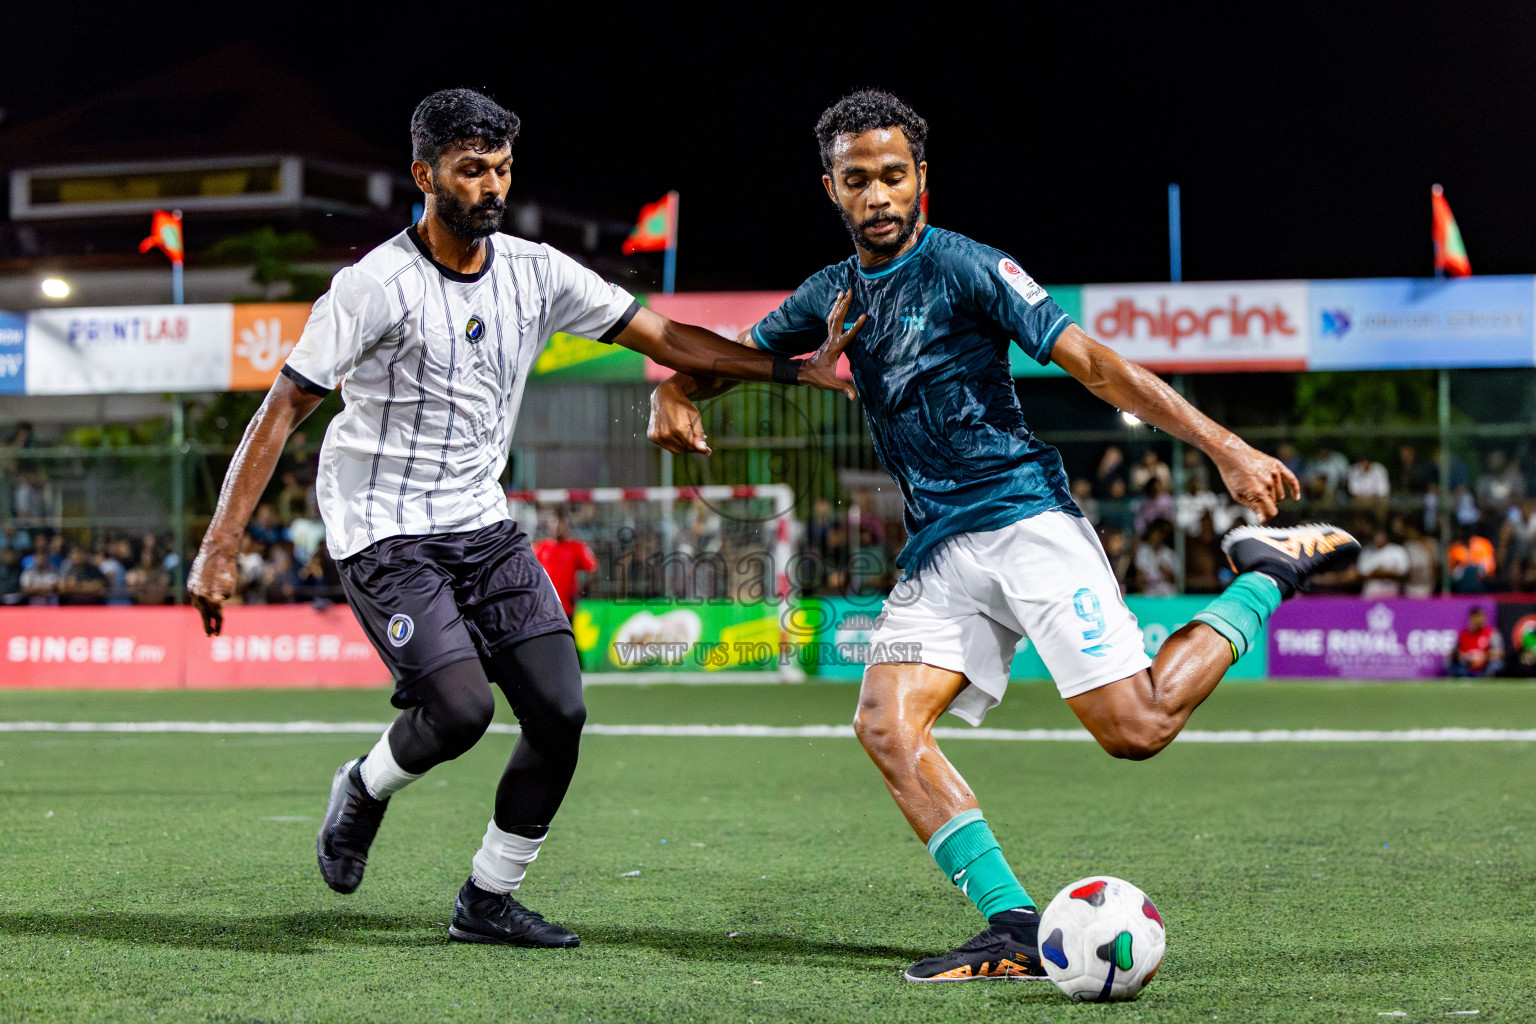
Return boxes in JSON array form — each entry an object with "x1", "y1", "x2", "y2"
[{"x1": 752, "y1": 227, "x2": 1078, "y2": 573}]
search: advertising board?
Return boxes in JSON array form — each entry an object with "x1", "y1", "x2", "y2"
[
  {"x1": 0, "y1": 311, "x2": 24, "y2": 394},
  {"x1": 26, "y1": 304, "x2": 233, "y2": 394},
  {"x1": 571, "y1": 598, "x2": 785, "y2": 673},
  {"x1": 0, "y1": 605, "x2": 389, "y2": 689},
  {"x1": 230, "y1": 303, "x2": 311, "y2": 391},
  {"x1": 1308, "y1": 276, "x2": 1534, "y2": 369},
  {"x1": 1080, "y1": 281, "x2": 1310, "y2": 371},
  {"x1": 1267, "y1": 597, "x2": 1494, "y2": 678}
]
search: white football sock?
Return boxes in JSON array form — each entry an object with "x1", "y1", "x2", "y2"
[
  {"x1": 470, "y1": 820, "x2": 545, "y2": 894},
  {"x1": 358, "y1": 728, "x2": 423, "y2": 800}
]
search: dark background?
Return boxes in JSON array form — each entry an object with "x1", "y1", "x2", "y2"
[{"x1": 3, "y1": 5, "x2": 1532, "y2": 289}]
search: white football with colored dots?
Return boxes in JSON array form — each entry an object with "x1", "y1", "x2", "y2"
[{"x1": 1038, "y1": 876, "x2": 1166, "y2": 1001}]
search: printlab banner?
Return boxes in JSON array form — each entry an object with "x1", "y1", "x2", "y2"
[
  {"x1": 1309, "y1": 276, "x2": 1535, "y2": 370},
  {"x1": 1267, "y1": 597, "x2": 1494, "y2": 679},
  {"x1": 0, "y1": 605, "x2": 389, "y2": 688},
  {"x1": 26, "y1": 305, "x2": 234, "y2": 394}
]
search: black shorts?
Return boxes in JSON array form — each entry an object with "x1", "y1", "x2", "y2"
[{"x1": 338, "y1": 520, "x2": 571, "y2": 700}]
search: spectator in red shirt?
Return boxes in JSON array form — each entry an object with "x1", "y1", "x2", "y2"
[
  {"x1": 1448, "y1": 606, "x2": 1504, "y2": 678},
  {"x1": 534, "y1": 513, "x2": 597, "y2": 620}
]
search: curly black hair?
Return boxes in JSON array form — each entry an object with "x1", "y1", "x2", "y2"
[
  {"x1": 410, "y1": 89, "x2": 521, "y2": 167},
  {"x1": 814, "y1": 90, "x2": 928, "y2": 173}
]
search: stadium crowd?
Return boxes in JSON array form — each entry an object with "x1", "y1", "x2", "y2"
[
  {"x1": 1071, "y1": 442, "x2": 1534, "y2": 597},
  {"x1": 5, "y1": 433, "x2": 1534, "y2": 606}
]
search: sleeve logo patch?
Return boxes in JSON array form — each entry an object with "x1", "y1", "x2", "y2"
[{"x1": 998, "y1": 259, "x2": 1048, "y2": 307}]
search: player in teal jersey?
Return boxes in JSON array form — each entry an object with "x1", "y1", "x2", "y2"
[{"x1": 649, "y1": 90, "x2": 1358, "y2": 982}]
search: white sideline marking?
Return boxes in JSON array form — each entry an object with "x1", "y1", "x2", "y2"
[{"x1": 1, "y1": 722, "x2": 1536, "y2": 742}]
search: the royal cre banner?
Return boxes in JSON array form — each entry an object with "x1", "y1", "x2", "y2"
[{"x1": 1268, "y1": 597, "x2": 1496, "y2": 679}]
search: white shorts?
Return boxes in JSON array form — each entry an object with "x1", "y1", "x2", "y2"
[{"x1": 864, "y1": 511, "x2": 1151, "y2": 725}]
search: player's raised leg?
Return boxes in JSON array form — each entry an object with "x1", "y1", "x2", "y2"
[
  {"x1": 854, "y1": 663, "x2": 1047, "y2": 982},
  {"x1": 1066, "y1": 523, "x2": 1359, "y2": 759}
]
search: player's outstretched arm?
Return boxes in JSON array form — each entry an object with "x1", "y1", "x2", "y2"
[
  {"x1": 646, "y1": 329, "x2": 762, "y2": 455},
  {"x1": 1050, "y1": 324, "x2": 1299, "y2": 521},
  {"x1": 616, "y1": 294, "x2": 862, "y2": 397},
  {"x1": 186, "y1": 375, "x2": 325, "y2": 635}
]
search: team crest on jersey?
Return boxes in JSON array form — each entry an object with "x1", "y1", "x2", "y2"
[
  {"x1": 465, "y1": 316, "x2": 485, "y2": 343},
  {"x1": 387, "y1": 614, "x2": 414, "y2": 647},
  {"x1": 997, "y1": 258, "x2": 1048, "y2": 307}
]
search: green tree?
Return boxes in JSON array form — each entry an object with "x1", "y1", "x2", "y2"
[{"x1": 204, "y1": 227, "x2": 331, "y2": 303}]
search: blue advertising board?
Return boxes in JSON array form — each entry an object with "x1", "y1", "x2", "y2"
[
  {"x1": 1309, "y1": 276, "x2": 1534, "y2": 369},
  {"x1": 0, "y1": 311, "x2": 24, "y2": 394}
]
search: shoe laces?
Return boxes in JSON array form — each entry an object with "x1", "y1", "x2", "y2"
[
  {"x1": 486, "y1": 891, "x2": 547, "y2": 924},
  {"x1": 954, "y1": 926, "x2": 1014, "y2": 954}
]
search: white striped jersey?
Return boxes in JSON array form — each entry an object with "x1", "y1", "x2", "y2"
[{"x1": 283, "y1": 226, "x2": 638, "y2": 560}]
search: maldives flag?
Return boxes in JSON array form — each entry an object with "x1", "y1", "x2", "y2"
[
  {"x1": 138, "y1": 209, "x2": 185, "y2": 265},
  {"x1": 622, "y1": 192, "x2": 676, "y2": 254},
  {"x1": 1431, "y1": 184, "x2": 1471, "y2": 277}
]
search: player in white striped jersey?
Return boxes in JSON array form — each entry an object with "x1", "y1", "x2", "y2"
[{"x1": 187, "y1": 89, "x2": 861, "y2": 948}]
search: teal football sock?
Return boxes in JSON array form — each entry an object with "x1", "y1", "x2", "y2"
[
  {"x1": 1191, "y1": 572, "x2": 1283, "y2": 662},
  {"x1": 928, "y1": 809, "x2": 1034, "y2": 919}
]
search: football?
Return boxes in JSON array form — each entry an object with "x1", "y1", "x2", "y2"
[{"x1": 1038, "y1": 876, "x2": 1166, "y2": 1001}]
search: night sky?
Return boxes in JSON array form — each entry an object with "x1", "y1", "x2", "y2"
[{"x1": 4, "y1": 5, "x2": 1534, "y2": 290}]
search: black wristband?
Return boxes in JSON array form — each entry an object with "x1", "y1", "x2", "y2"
[{"x1": 772, "y1": 357, "x2": 800, "y2": 385}]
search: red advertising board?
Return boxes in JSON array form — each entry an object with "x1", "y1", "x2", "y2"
[
  {"x1": 183, "y1": 604, "x2": 388, "y2": 688},
  {"x1": 1, "y1": 607, "x2": 190, "y2": 688},
  {"x1": 0, "y1": 605, "x2": 389, "y2": 689}
]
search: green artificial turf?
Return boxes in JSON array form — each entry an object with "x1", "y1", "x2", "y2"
[{"x1": 2, "y1": 681, "x2": 1535, "y2": 1022}]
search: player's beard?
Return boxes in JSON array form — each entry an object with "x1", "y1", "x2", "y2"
[
  {"x1": 841, "y1": 193, "x2": 924, "y2": 256},
  {"x1": 433, "y1": 179, "x2": 506, "y2": 239}
]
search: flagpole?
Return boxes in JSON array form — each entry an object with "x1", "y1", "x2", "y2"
[
  {"x1": 662, "y1": 190, "x2": 679, "y2": 294},
  {"x1": 170, "y1": 209, "x2": 185, "y2": 304},
  {"x1": 1168, "y1": 183, "x2": 1182, "y2": 283}
]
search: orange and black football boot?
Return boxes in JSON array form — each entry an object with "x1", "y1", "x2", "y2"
[
  {"x1": 903, "y1": 910, "x2": 1049, "y2": 982},
  {"x1": 1222, "y1": 522, "x2": 1360, "y2": 598}
]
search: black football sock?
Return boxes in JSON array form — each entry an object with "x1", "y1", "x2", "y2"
[{"x1": 988, "y1": 907, "x2": 1041, "y2": 945}]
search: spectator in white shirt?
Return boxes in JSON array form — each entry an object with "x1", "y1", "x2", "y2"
[
  {"x1": 1347, "y1": 456, "x2": 1391, "y2": 506},
  {"x1": 1356, "y1": 527, "x2": 1411, "y2": 598}
]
